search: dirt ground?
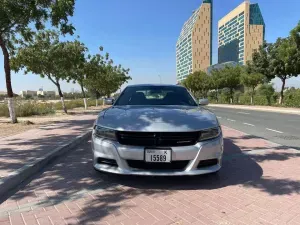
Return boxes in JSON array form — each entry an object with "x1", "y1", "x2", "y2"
[{"x1": 0, "y1": 106, "x2": 106, "y2": 138}]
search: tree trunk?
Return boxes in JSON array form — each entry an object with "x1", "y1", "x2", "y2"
[
  {"x1": 216, "y1": 89, "x2": 219, "y2": 103},
  {"x1": 267, "y1": 97, "x2": 271, "y2": 106},
  {"x1": 0, "y1": 35, "x2": 17, "y2": 123},
  {"x1": 8, "y1": 98, "x2": 17, "y2": 122},
  {"x1": 57, "y1": 83, "x2": 67, "y2": 114},
  {"x1": 279, "y1": 78, "x2": 286, "y2": 105},
  {"x1": 80, "y1": 83, "x2": 87, "y2": 110},
  {"x1": 230, "y1": 89, "x2": 233, "y2": 104},
  {"x1": 251, "y1": 87, "x2": 255, "y2": 105},
  {"x1": 95, "y1": 92, "x2": 99, "y2": 107}
]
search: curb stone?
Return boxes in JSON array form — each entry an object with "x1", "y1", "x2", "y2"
[
  {"x1": 209, "y1": 104, "x2": 300, "y2": 115},
  {"x1": 0, "y1": 130, "x2": 92, "y2": 199}
]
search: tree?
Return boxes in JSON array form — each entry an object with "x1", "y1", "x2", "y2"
[
  {"x1": 102, "y1": 64, "x2": 131, "y2": 97},
  {"x1": 210, "y1": 69, "x2": 225, "y2": 102},
  {"x1": 269, "y1": 37, "x2": 299, "y2": 104},
  {"x1": 64, "y1": 40, "x2": 89, "y2": 109},
  {"x1": 290, "y1": 21, "x2": 300, "y2": 49},
  {"x1": 11, "y1": 30, "x2": 79, "y2": 114},
  {"x1": 248, "y1": 22, "x2": 300, "y2": 105},
  {"x1": 182, "y1": 71, "x2": 211, "y2": 99},
  {"x1": 246, "y1": 42, "x2": 271, "y2": 81},
  {"x1": 219, "y1": 66, "x2": 242, "y2": 103},
  {"x1": 0, "y1": 0, "x2": 75, "y2": 123},
  {"x1": 84, "y1": 51, "x2": 131, "y2": 102},
  {"x1": 241, "y1": 72, "x2": 264, "y2": 104},
  {"x1": 258, "y1": 84, "x2": 275, "y2": 106},
  {"x1": 87, "y1": 88, "x2": 104, "y2": 107}
]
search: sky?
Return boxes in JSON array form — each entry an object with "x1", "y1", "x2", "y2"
[{"x1": 1, "y1": 0, "x2": 300, "y2": 93}]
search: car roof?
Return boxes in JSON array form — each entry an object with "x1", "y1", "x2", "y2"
[{"x1": 126, "y1": 84, "x2": 183, "y2": 88}]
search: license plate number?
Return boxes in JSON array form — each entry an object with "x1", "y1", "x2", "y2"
[{"x1": 145, "y1": 149, "x2": 171, "y2": 163}]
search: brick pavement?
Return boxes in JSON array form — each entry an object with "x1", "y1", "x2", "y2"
[
  {"x1": 1, "y1": 126, "x2": 300, "y2": 225},
  {"x1": 0, "y1": 114, "x2": 97, "y2": 179}
]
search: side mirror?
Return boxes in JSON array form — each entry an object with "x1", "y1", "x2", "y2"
[{"x1": 199, "y1": 98, "x2": 209, "y2": 106}]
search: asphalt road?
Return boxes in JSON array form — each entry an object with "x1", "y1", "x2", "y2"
[{"x1": 208, "y1": 106, "x2": 300, "y2": 150}]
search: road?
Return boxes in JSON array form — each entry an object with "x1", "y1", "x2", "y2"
[{"x1": 209, "y1": 106, "x2": 300, "y2": 150}]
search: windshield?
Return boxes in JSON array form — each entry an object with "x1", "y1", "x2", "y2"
[{"x1": 114, "y1": 85, "x2": 198, "y2": 106}]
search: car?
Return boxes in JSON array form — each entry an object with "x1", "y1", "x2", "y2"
[
  {"x1": 92, "y1": 84, "x2": 223, "y2": 176},
  {"x1": 104, "y1": 97, "x2": 114, "y2": 105}
]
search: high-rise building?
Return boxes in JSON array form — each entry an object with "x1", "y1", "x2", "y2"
[
  {"x1": 176, "y1": 0, "x2": 213, "y2": 83},
  {"x1": 218, "y1": 0, "x2": 265, "y2": 65}
]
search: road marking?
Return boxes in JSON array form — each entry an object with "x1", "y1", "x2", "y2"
[
  {"x1": 217, "y1": 116, "x2": 222, "y2": 119},
  {"x1": 266, "y1": 128, "x2": 283, "y2": 134},
  {"x1": 238, "y1": 112, "x2": 250, "y2": 115},
  {"x1": 243, "y1": 123, "x2": 255, "y2": 127},
  {"x1": 227, "y1": 119, "x2": 236, "y2": 122}
]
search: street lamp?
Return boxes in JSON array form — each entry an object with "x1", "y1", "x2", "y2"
[{"x1": 158, "y1": 74, "x2": 162, "y2": 84}]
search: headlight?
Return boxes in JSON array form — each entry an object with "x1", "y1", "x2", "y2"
[
  {"x1": 94, "y1": 125, "x2": 116, "y2": 140},
  {"x1": 199, "y1": 127, "x2": 221, "y2": 141}
]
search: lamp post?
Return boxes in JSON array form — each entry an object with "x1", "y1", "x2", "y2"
[{"x1": 158, "y1": 74, "x2": 162, "y2": 84}]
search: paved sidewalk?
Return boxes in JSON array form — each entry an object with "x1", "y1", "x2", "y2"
[
  {"x1": 1, "y1": 126, "x2": 300, "y2": 225},
  {"x1": 0, "y1": 113, "x2": 97, "y2": 180},
  {"x1": 210, "y1": 104, "x2": 300, "y2": 115}
]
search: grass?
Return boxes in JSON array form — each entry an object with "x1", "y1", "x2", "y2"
[{"x1": 0, "y1": 99, "x2": 103, "y2": 117}]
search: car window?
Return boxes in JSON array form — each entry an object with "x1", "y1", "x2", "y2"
[{"x1": 114, "y1": 86, "x2": 197, "y2": 106}]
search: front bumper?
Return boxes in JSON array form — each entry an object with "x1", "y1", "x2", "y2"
[{"x1": 91, "y1": 133, "x2": 223, "y2": 176}]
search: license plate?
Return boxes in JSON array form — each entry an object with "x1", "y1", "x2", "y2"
[{"x1": 145, "y1": 149, "x2": 171, "y2": 163}]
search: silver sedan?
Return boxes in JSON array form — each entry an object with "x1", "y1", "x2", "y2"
[{"x1": 92, "y1": 84, "x2": 223, "y2": 176}]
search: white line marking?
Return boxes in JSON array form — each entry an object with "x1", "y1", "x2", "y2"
[
  {"x1": 238, "y1": 112, "x2": 250, "y2": 115},
  {"x1": 243, "y1": 123, "x2": 255, "y2": 127},
  {"x1": 217, "y1": 116, "x2": 222, "y2": 119},
  {"x1": 227, "y1": 119, "x2": 236, "y2": 122},
  {"x1": 266, "y1": 128, "x2": 283, "y2": 134}
]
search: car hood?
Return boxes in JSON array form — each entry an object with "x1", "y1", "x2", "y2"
[{"x1": 96, "y1": 106, "x2": 219, "y2": 132}]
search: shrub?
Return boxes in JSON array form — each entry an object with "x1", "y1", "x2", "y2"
[
  {"x1": 0, "y1": 103, "x2": 9, "y2": 117},
  {"x1": 239, "y1": 94, "x2": 251, "y2": 105},
  {"x1": 233, "y1": 91, "x2": 242, "y2": 104},
  {"x1": 16, "y1": 101, "x2": 55, "y2": 117},
  {"x1": 0, "y1": 99, "x2": 105, "y2": 118},
  {"x1": 257, "y1": 84, "x2": 275, "y2": 106},
  {"x1": 0, "y1": 101, "x2": 55, "y2": 117},
  {"x1": 284, "y1": 89, "x2": 300, "y2": 107},
  {"x1": 253, "y1": 95, "x2": 269, "y2": 106}
]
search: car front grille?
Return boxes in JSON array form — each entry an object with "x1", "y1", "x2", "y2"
[
  {"x1": 127, "y1": 160, "x2": 189, "y2": 171},
  {"x1": 116, "y1": 131, "x2": 200, "y2": 147}
]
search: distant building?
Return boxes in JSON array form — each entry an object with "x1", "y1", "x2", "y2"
[
  {"x1": 19, "y1": 89, "x2": 56, "y2": 98},
  {"x1": 0, "y1": 91, "x2": 7, "y2": 96},
  {"x1": 37, "y1": 90, "x2": 56, "y2": 97},
  {"x1": 207, "y1": 61, "x2": 239, "y2": 74},
  {"x1": 19, "y1": 90, "x2": 37, "y2": 98},
  {"x1": 218, "y1": 0, "x2": 265, "y2": 65},
  {"x1": 176, "y1": 0, "x2": 213, "y2": 83}
]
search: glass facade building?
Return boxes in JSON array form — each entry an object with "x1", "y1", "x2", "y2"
[
  {"x1": 218, "y1": 1, "x2": 265, "y2": 65},
  {"x1": 176, "y1": 0, "x2": 212, "y2": 83}
]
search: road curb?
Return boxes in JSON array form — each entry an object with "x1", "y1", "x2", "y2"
[
  {"x1": 209, "y1": 104, "x2": 300, "y2": 115},
  {"x1": 0, "y1": 130, "x2": 92, "y2": 199}
]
